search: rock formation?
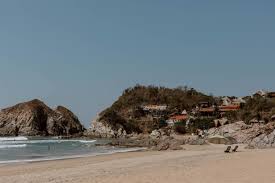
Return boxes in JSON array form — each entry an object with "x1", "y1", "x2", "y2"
[
  {"x1": 87, "y1": 115, "x2": 126, "y2": 138},
  {"x1": 0, "y1": 99, "x2": 85, "y2": 136},
  {"x1": 208, "y1": 121, "x2": 275, "y2": 148}
]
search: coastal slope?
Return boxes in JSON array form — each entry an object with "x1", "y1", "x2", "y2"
[{"x1": 88, "y1": 85, "x2": 214, "y2": 138}]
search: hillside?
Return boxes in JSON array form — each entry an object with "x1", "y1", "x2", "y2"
[
  {"x1": 88, "y1": 86, "x2": 275, "y2": 139},
  {"x1": 89, "y1": 85, "x2": 215, "y2": 137}
]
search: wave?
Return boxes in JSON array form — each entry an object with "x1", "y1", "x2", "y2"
[
  {"x1": 0, "y1": 137, "x2": 28, "y2": 141},
  {"x1": 0, "y1": 139, "x2": 97, "y2": 144},
  {"x1": 0, "y1": 144, "x2": 27, "y2": 149},
  {"x1": 0, "y1": 147, "x2": 146, "y2": 164},
  {"x1": 77, "y1": 140, "x2": 97, "y2": 143}
]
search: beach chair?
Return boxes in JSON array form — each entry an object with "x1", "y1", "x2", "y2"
[
  {"x1": 232, "y1": 146, "x2": 239, "y2": 152},
  {"x1": 224, "y1": 146, "x2": 231, "y2": 153}
]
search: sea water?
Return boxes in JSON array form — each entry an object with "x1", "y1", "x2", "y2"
[{"x1": 0, "y1": 136, "x2": 143, "y2": 164}]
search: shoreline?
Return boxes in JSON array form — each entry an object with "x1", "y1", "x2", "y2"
[
  {"x1": 4, "y1": 144, "x2": 275, "y2": 183},
  {"x1": 0, "y1": 147, "x2": 147, "y2": 166}
]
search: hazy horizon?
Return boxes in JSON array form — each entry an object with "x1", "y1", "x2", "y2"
[{"x1": 0, "y1": 1, "x2": 274, "y2": 127}]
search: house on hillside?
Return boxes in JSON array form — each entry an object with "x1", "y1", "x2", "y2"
[
  {"x1": 221, "y1": 97, "x2": 245, "y2": 107},
  {"x1": 268, "y1": 92, "x2": 275, "y2": 98},
  {"x1": 166, "y1": 114, "x2": 188, "y2": 126},
  {"x1": 253, "y1": 90, "x2": 268, "y2": 98},
  {"x1": 141, "y1": 105, "x2": 168, "y2": 111},
  {"x1": 218, "y1": 97, "x2": 244, "y2": 117},
  {"x1": 199, "y1": 107, "x2": 216, "y2": 117},
  {"x1": 219, "y1": 105, "x2": 240, "y2": 112},
  {"x1": 141, "y1": 105, "x2": 168, "y2": 118},
  {"x1": 181, "y1": 110, "x2": 188, "y2": 115},
  {"x1": 199, "y1": 102, "x2": 211, "y2": 108},
  {"x1": 221, "y1": 97, "x2": 231, "y2": 106},
  {"x1": 198, "y1": 102, "x2": 216, "y2": 117}
]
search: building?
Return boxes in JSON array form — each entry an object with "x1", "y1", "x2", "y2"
[
  {"x1": 141, "y1": 105, "x2": 168, "y2": 119},
  {"x1": 166, "y1": 114, "x2": 188, "y2": 125},
  {"x1": 199, "y1": 102, "x2": 211, "y2": 108},
  {"x1": 221, "y1": 97, "x2": 245, "y2": 107},
  {"x1": 199, "y1": 107, "x2": 216, "y2": 116},
  {"x1": 268, "y1": 92, "x2": 275, "y2": 98},
  {"x1": 181, "y1": 110, "x2": 188, "y2": 115},
  {"x1": 232, "y1": 97, "x2": 246, "y2": 106},
  {"x1": 141, "y1": 105, "x2": 167, "y2": 111},
  {"x1": 219, "y1": 105, "x2": 240, "y2": 112},
  {"x1": 218, "y1": 97, "x2": 244, "y2": 116},
  {"x1": 221, "y1": 97, "x2": 231, "y2": 106},
  {"x1": 198, "y1": 102, "x2": 216, "y2": 117},
  {"x1": 253, "y1": 90, "x2": 268, "y2": 98}
]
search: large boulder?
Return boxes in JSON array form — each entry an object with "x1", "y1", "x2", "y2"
[
  {"x1": 153, "y1": 136, "x2": 183, "y2": 151},
  {"x1": 150, "y1": 130, "x2": 161, "y2": 139},
  {"x1": 108, "y1": 136, "x2": 159, "y2": 148},
  {"x1": 0, "y1": 99, "x2": 85, "y2": 136},
  {"x1": 207, "y1": 135, "x2": 237, "y2": 145}
]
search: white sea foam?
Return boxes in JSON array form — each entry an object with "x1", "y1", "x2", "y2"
[
  {"x1": 0, "y1": 139, "x2": 97, "y2": 144},
  {"x1": 0, "y1": 147, "x2": 146, "y2": 164},
  {"x1": 0, "y1": 144, "x2": 27, "y2": 149},
  {"x1": 78, "y1": 140, "x2": 97, "y2": 143},
  {"x1": 0, "y1": 137, "x2": 28, "y2": 141}
]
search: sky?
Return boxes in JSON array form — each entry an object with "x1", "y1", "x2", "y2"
[{"x1": 0, "y1": 0, "x2": 274, "y2": 127}]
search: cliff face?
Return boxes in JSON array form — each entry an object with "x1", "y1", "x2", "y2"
[{"x1": 0, "y1": 99, "x2": 85, "y2": 136}]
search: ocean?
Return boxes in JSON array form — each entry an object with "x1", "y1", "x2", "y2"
[{"x1": 0, "y1": 136, "x2": 143, "y2": 164}]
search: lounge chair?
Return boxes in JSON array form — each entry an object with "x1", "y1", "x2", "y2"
[
  {"x1": 224, "y1": 146, "x2": 231, "y2": 153},
  {"x1": 232, "y1": 146, "x2": 239, "y2": 152}
]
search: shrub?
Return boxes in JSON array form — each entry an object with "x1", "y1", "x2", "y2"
[
  {"x1": 174, "y1": 121, "x2": 187, "y2": 134},
  {"x1": 187, "y1": 118, "x2": 215, "y2": 133},
  {"x1": 158, "y1": 119, "x2": 168, "y2": 129}
]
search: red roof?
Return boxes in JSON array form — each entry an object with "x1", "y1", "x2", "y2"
[
  {"x1": 199, "y1": 107, "x2": 215, "y2": 113},
  {"x1": 219, "y1": 105, "x2": 240, "y2": 112},
  {"x1": 169, "y1": 115, "x2": 188, "y2": 121}
]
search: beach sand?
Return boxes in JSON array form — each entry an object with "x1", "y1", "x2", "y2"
[{"x1": 1, "y1": 144, "x2": 275, "y2": 183}]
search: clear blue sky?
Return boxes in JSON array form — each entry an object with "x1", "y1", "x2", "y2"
[{"x1": 0, "y1": 0, "x2": 274, "y2": 127}]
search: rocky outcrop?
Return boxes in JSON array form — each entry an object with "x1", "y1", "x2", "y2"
[
  {"x1": 0, "y1": 99, "x2": 85, "y2": 136},
  {"x1": 207, "y1": 121, "x2": 275, "y2": 148},
  {"x1": 152, "y1": 136, "x2": 183, "y2": 151},
  {"x1": 87, "y1": 115, "x2": 126, "y2": 138},
  {"x1": 207, "y1": 121, "x2": 251, "y2": 143},
  {"x1": 108, "y1": 135, "x2": 184, "y2": 151}
]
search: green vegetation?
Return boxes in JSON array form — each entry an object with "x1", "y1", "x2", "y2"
[
  {"x1": 174, "y1": 122, "x2": 186, "y2": 134},
  {"x1": 108, "y1": 85, "x2": 215, "y2": 113},
  {"x1": 158, "y1": 119, "x2": 168, "y2": 129},
  {"x1": 100, "y1": 85, "x2": 215, "y2": 134},
  {"x1": 187, "y1": 118, "x2": 216, "y2": 133},
  {"x1": 99, "y1": 84, "x2": 275, "y2": 135},
  {"x1": 234, "y1": 96, "x2": 275, "y2": 124}
]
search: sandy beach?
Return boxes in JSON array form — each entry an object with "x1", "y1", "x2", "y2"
[{"x1": 1, "y1": 144, "x2": 275, "y2": 183}]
